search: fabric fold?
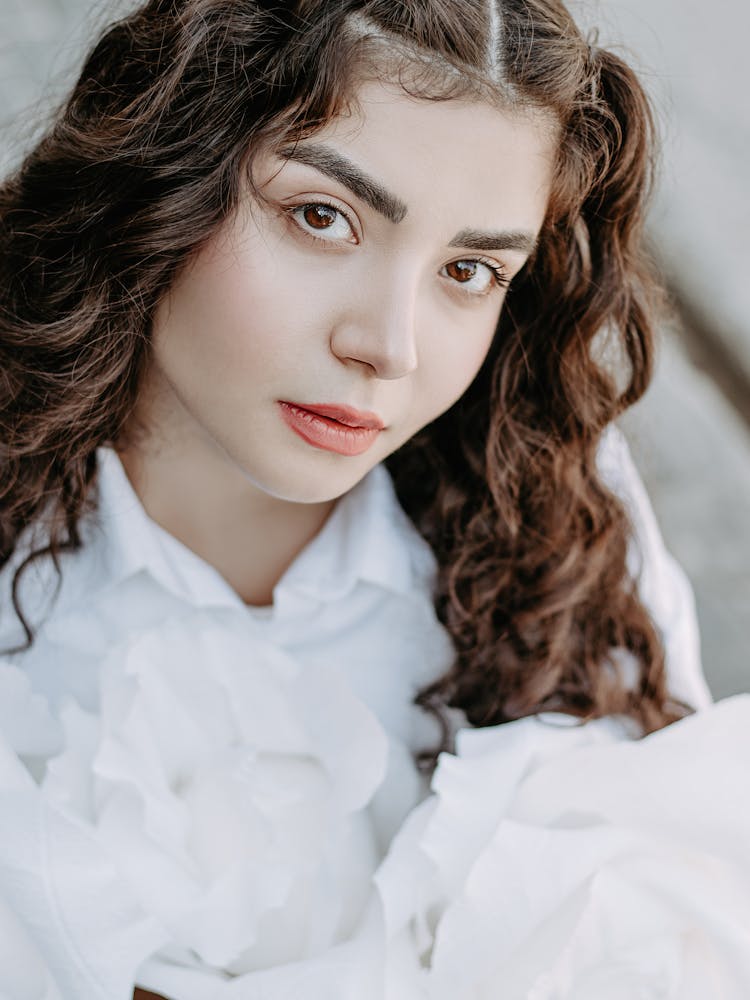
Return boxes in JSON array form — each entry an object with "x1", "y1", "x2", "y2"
[{"x1": 375, "y1": 697, "x2": 750, "y2": 999}]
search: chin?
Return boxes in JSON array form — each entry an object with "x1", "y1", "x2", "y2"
[
  {"x1": 247, "y1": 462, "x2": 370, "y2": 506},
  {"x1": 221, "y1": 429, "x2": 380, "y2": 505}
]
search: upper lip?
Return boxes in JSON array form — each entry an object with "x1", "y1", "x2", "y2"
[{"x1": 282, "y1": 401, "x2": 385, "y2": 430}]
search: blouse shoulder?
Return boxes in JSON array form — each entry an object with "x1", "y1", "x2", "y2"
[{"x1": 596, "y1": 423, "x2": 713, "y2": 710}]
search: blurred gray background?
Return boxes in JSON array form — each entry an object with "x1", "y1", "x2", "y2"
[{"x1": 1, "y1": 0, "x2": 748, "y2": 698}]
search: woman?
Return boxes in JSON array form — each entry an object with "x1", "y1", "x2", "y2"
[{"x1": 0, "y1": 1, "x2": 727, "y2": 997}]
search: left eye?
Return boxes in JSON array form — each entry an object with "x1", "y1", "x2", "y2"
[
  {"x1": 290, "y1": 202, "x2": 355, "y2": 242},
  {"x1": 442, "y1": 259, "x2": 506, "y2": 294}
]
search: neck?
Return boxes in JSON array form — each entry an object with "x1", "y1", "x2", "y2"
[{"x1": 117, "y1": 401, "x2": 336, "y2": 609}]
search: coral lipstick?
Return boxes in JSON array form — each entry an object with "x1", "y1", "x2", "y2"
[{"x1": 277, "y1": 401, "x2": 384, "y2": 456}]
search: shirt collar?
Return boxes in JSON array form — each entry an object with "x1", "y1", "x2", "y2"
[
  {"x1": 85, "y1": 447, "x2": 436, "y2": 613},
  {"x1": 276, "y1": 460, "x2": 436, "y2": 603}
]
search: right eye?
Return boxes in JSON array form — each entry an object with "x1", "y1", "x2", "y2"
[{"x1": 287, "y1": 202, "x2": 357, "y2": 244}]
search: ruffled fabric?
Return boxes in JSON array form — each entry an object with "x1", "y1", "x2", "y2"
[
  {"x1": 1, "y1": 605, "x2": 416, "y2": 997},
  {"x1": 375, "y1": 699, "x2": 750, "y2": 999},
  {"x1": 3, "y1": 612, "x2": 749, "y2": 999},
  {"x1": 0, "y1": 895, "x2": 63, "y2": 1000},
  {"x1": 0, "y1": 663, "x2": 166, "y2": 1000},
  {"x1": 35, "y1": 606, "x2": 402, "y2": 992},
  {"x1": 0, "y1": 658, "x2": 62, "y2": 762}
]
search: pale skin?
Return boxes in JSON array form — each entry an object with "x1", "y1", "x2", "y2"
[{"x1": 118, "y1": 80, "x2": 556, "y2": 611}]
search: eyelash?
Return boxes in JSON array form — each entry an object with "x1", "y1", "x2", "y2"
[
  {"x1": 469, "y1": 258, "x2": 510, "y2": 292},
  {"x1": 281, "y1": 200, "x2": 510, "y2": 296}
]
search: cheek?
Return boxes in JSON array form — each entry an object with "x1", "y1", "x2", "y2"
[
  {"x1": 419, "y1": 311, "x2": 498, "y2": 410},
  {"x1": 153, "y1": 237, "x2": 328, "y2": 382}
]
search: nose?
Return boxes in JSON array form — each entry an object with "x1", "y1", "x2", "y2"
[{"x1": 329, "y1": 264, "x2": 420, "y2": 380}]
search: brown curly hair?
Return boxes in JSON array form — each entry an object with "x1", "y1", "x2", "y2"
[{"x1": 1, "y1": 0, "x2": 690, "y2": 756}]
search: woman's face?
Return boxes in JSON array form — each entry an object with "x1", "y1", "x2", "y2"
[{"x1": 143, "y1": 80, "x2": 556, "y2": 503}]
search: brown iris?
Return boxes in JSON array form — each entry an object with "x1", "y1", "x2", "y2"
[
  {"x1": 445, "y1": 260, "x2": 478, "y2": 283},
  {"x1": 302, "y1": 204, "x2": 337, "y2": 229}
]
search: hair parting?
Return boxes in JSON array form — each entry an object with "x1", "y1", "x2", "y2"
[{"x1": 485, "y1": 0, "x2": 504, "y2": 81}]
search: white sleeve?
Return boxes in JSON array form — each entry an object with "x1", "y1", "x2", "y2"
[{"x1": 596, "y1": 423, "x2": 714, "y2": 711}]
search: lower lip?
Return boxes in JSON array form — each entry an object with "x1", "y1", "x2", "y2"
[{"x1": 277, "y1": 402, "x2": 382, "y2": 456}]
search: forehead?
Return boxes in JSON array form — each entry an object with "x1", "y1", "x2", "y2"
[{"x1": 269, "y1": 80, "x2": 558, "y2": 240}]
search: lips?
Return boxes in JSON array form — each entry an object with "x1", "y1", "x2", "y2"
[
  {"x1": 288, "y1": 402, "x2": 385, "y2": 430},
  {"x1": 277, "y1": 401, "x2": 384, "y2": 457}
]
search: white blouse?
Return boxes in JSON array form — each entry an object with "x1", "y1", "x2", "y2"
[
  {"x1": 0, "y1": 425, "x2": 715, "y2": 999},
  {"x1": 1, "y1": 439, "x2": 455, "y2": 763}
]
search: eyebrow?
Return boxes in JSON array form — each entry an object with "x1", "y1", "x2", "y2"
[
  {"x1": 278, "y1": 142, "x2": 408, "y2": 224},
  {"x1": 277, "y1": 142, "x2": 538, "y2": 256},
  {"x1": 447, "y1": 228, "x2": 538, "y2": 255}
]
